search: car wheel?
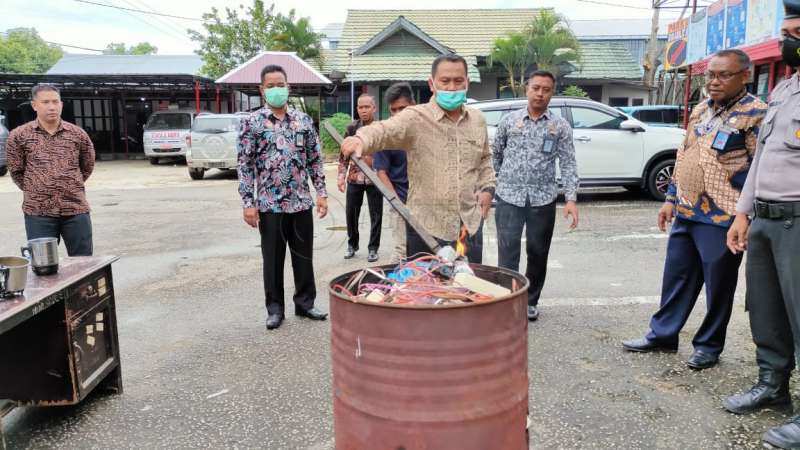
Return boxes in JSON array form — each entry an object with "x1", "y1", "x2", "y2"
[
  {"x1": 0, "y1": 166, "x2": 6, "y2": 177},
  {"x1": 149, "y1": 158, "x2": 159, "y2": 165},
  {"x1": 188, "y1": 168, "x2": 205, "y2": 180},
  {"x1": 646, "y1": 159, "x2": 675, "y2": 202}
]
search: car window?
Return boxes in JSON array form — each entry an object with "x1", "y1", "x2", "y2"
[
  {"x1": 193, "y1": 117, "x2": 240, "y2": 133},
  {"x1": 662, "y1": 109, "x2": 680, "y2": 124},
  {"x1": 638, "y1": 110, "x2": 663, "y2": 123},
  {"x1": 145, "y1": 113, "x2": 191, "y2": 130},
  {"x1": 482, "y1": 109, "x2": 512, "y2": 127},
  {"x1": 571, "y1": 107, "x2": 624, "y2": 130},
  {"x1": 548, "y1": 107, "x2": 563, "y2": 119}
]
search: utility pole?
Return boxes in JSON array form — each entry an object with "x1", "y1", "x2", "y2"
[{"x1": 643, "y1": 2, "x2": 662, "y2": 103}]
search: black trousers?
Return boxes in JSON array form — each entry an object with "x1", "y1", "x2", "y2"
[
  {"x1": 747, "y1": 216, "x2": 800, "y2": 375},
  {"x1": 645, "y1": 218, "x2": 742, "y2": 355},
  {"x1": 405, "y1": 222, "x2": 484, "y2": 264},
  {"x1": 24, "y1": 213, "x2": 93, "y2": 256},
  {"x1": 346, "y1": 183, "x2": 383, "y2": 251},
  {"x1": 258, "y1": 210, "x2": 316, "y2": 315},
  {"x1": 495, "y1": 198, "x2": 556, "y2": 306}
]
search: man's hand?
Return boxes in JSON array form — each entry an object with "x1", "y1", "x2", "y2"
[
  {"x1": 658, "y1": 202, "x2": 675, "y2": 232},
  {"x1": 317, "y1": 197, "x2": 328, "y2": 219},
  {"x1": 341, "y1": 136, "x2": 364, "y2": 159},
  {"x1": 337, "y1": 179, "x2": 346, "y2": 193},
  {"x1": 564, "y1": 201, "x2": 579, "y2": 229},
  {"x1": 243, "y1": 207, "x2": 258, "y2": 228},
  {"x1": 727, "y1": 213, "x2": 750, "y2": 254},
  {"x1": 477, "y1": 191, "x2": 493, "y2": 219}
]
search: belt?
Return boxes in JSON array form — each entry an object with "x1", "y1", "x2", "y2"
[{"x1": 754, "y1": 200, "x2": 800, "y2": 220}]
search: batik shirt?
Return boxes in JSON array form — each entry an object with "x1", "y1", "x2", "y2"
[
  {"x1": 237, "y1": 108, "x2": 327, "y2": 213},
  {"x1": 668, "y1": 92, "x2": 766, "y2": 227},
  {"x1": 492, "y1": 108, "x2": 578, "y2": 207}
]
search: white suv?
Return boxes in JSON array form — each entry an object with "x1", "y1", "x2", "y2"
[
  {"x1": 143, "y1": 108, "x2": 201, "y2": 165},
  {"x1": 472, "y1": 97, "x2": 685, "y2": 200},
  {"x1": 186, "y1": 113, "x2": 246, "y2": 180}
]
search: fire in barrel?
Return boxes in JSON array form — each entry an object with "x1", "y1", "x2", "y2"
[{"x1": 329, "y1": 257, "x2": 530, "y2": 450}]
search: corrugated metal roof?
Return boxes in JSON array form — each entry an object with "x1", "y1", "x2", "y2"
[
  {"x1": 343, "y1": 55, "x2": 481, "y2": 82},
  {"x1": 566, "y1": 42, "x2": 643, "y2": 80},
  {"x1": 216, "y1": 52, "x2": 331, "y2": 85},
  {"x1": 47, "y1": 54, "x2": 203, "y2": 75}
]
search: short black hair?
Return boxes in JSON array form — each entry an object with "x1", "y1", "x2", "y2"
[
  {"x1": 713, "y1": 49, "x2": 751, "y2": 70},
  {"x1": 32, "y1": 84, "x2": 60, "y2": 99},
  {"x1": 527, "y1": 70, "x2": 556, "y2": 86},
  {"x1": 384, "y1": 82, "x2": 415, "y2": 106},
  {"x1": 431, "y1": 54, "x2": 468, "y2": 77},
  {"x1": 260, "y1": 64, "x2": 288, "y2": 83}
]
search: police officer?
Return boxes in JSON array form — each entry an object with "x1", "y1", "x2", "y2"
[{"x1": 722, "y1": 2, "x2": 800, "y2": 448}]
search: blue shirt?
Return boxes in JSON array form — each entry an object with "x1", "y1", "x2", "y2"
[{"x1": 372, "y1": 149, "x2": 408, "y2": 203}]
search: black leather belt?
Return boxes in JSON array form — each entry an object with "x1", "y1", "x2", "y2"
[{"x1": 754, "y1": 199, "x2": 800, "y2": 220}]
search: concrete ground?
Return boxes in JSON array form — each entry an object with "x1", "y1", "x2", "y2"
[{"x1": 0, "y1": 161, "x2": 789, "y2": 449}]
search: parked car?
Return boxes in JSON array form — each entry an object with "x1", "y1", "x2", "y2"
[
  {"x1": 185, "y1": 113, "x2": 247, "y2": 180},
  {"x1": 617, "y1": 105, "x2": 684, "y2": 128},
  {"x1": 0, "y1": 119, "x2": 8, "y2": 177},
  {"x1": 473, "y1": 97, "x2": 685, "y2": 201},
  {"x1": 143, "y1": 108, "x2": 205, "y2": 165}
]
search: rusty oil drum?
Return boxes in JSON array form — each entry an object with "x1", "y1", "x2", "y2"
[{"x1": 329, "y1": 264, "x2": 530, "y2": 450}]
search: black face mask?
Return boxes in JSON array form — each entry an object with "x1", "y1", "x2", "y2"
[{"x1": 781, "y1": 34, "x2": 800, "y2": 67}]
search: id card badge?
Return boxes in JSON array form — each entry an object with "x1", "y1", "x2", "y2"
[
  {"x1": 542, "y1": 136, "x2": 555, "y2": 153},
  {"x1": 294, "y1": 131, "x2": 305, "y2": 147},
  {"x1": 711, "y1": 128, "x2": 731, "y2": 151}
]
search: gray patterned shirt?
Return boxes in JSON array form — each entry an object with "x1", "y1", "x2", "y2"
[{"x1": 493, "y1": 108, "x2": 579, "y2": 207}]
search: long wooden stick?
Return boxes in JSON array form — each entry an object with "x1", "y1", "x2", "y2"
[{"x1": 323, "y1": 122, "x2": 442, "y2": 254}]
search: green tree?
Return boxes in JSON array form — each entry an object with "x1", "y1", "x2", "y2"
[
  {"x1": 319, "y1": 113, "x2": 351, "y2": 155},
  {"x1": 273, "y1": 10, "x2": 324, "y2": 69},
  {"x1": 188, "y1": 0, "x2": 279, "y2": 79},
  {"x1": 489, "y1": 32, "x2": 530, "y2": 97},
  {"x1": 561, "y1": 85, "x2": 588, "y2": 98},
  {"x1": 103, "y1": 42, "x2": 158, "y2": 55},
  {"x1": 525, "y1": 10, "x2": 581, "y2": 78},
  {"x1": 0, "y1": 28, "x2": 63, "y2": 74}
]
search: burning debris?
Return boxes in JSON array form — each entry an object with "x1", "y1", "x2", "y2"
[{"x1": 332, "y1": 254, "x2": 511, "y2": 306}]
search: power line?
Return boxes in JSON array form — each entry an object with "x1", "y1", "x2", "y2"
[
  {"x1": 576, "y1": 0, "x2": 652, "y2": 10},
  {"x1": 0, "y1": 32, "x2": 103, "y2": 52},
  {"x1": 73, "y1": 0, "x2": 205, "y2": 21}
]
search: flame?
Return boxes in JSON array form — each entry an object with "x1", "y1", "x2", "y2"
[{"x1": 456, "y1": 226, "x2": 468, "y2": 257}]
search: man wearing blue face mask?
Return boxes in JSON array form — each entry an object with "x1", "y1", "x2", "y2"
[
  {"x1": 339, "y1": 54, "x2": 495, "y2": 262},
  {"x1": 238, "y1": 64, "x2": 329, "y2": 331}
]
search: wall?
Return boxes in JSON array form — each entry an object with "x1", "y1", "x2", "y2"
[
  {"x1": 601, "y1": 83, "x2": 651, "y2": 106},
  {"x1": 469, "y1": 72, "x2": 501, "y2": 101}
]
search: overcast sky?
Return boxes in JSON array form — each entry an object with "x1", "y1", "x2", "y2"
[{"x1": 3, "y1": 0, "x2": 684, "y2": 55}]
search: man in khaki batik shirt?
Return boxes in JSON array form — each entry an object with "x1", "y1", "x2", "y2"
[{"x1": 340, "y1": 54, "x2": 495, "y2": 263}]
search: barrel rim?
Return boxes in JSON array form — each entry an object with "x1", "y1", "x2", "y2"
[{"x1": 328, "y1": 263, "x2": 530, "y2": 310}]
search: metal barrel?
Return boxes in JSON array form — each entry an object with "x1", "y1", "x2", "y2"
[{"x1": 329, "y1": 264, "x2": 530, "y2": 450}]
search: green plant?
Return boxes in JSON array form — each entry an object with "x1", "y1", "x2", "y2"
[
  {"x1": 319, "y1": 113, "x2": 352, "y2": 155},
  {"x1": 562, "y1": 85, "x2": 588, "y2": 98},
  {"x1": 489, "y1": 32, "x2": 530, "y2": 98}
]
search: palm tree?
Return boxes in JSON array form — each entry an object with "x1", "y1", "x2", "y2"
[
  {"x1": 488, "y1": 32, "x2": 530, "y2": 97},
  {"x1": 273, "y1": 10, "x2": 324, "y2": 69},
  {"x1": 525, "y1": 10, "x2": 581, "y2": 78}
]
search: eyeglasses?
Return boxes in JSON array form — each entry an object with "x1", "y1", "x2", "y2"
[{"x1": 704, "y1": 70, "x2": 745, "y2": 82}]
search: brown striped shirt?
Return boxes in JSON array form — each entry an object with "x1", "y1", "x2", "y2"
[{"x1": 7, "y1": 120, "x2": 95, "y2": 217}]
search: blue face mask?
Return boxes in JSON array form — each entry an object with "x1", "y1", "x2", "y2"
[
  {"x1": 435, "y1": 89, "x2": 467, "y2": 111},
  {"x1": 263, "y1": 87, "x2": 289, "y2": 108}
]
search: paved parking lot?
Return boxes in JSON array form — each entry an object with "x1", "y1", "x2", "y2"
[{"x1": 0, "y1": 161, "x2": 786, "y2": 449}]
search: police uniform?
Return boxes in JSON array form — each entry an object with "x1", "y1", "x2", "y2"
[{"x1": 722, "y1": 2, "x2": 800, "y2": 447}]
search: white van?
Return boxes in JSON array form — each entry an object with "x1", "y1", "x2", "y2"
[
  {"x1": 143, "y1": 108, "x2": 203, "y2": 165},
  {"x1": 186, "y1": 113, "x2": 247, "y2": 180}
]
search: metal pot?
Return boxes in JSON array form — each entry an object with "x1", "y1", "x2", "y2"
[
  {"x1": 21, "y1": 237, "x2": 59, "y2": 275},
  {"x1": 0, "y1": 256, "x2": 29, "y2": 298}
]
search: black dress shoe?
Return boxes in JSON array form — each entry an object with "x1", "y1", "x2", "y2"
[
  {"x1": 621, "y1": 337, "x2": 678, "y2": 353},
  {"x1": 344, "y1": 246, "x2": 357, "y2": 259},
  {"x1": 764, "y1": 415, "x2": 800, "y2": 449},
  {"x1": 687, "y1": 350, "x2": 719, "y2": 370},
  {"x1": 724, "y1": 371, "x2": 792, "y2": 415},
  {"x1": 367, "y1": 250, "x2": 378, "y2": 262},
  {"x1": 527, "y1": 305, "x2": 539, "y2": 321},
  {"x1": 296, "y1": 307, "x2": 328, "y2": 320},
  {"x1": 266, "y1": 313, "x2": 284, "y2": 330}
]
